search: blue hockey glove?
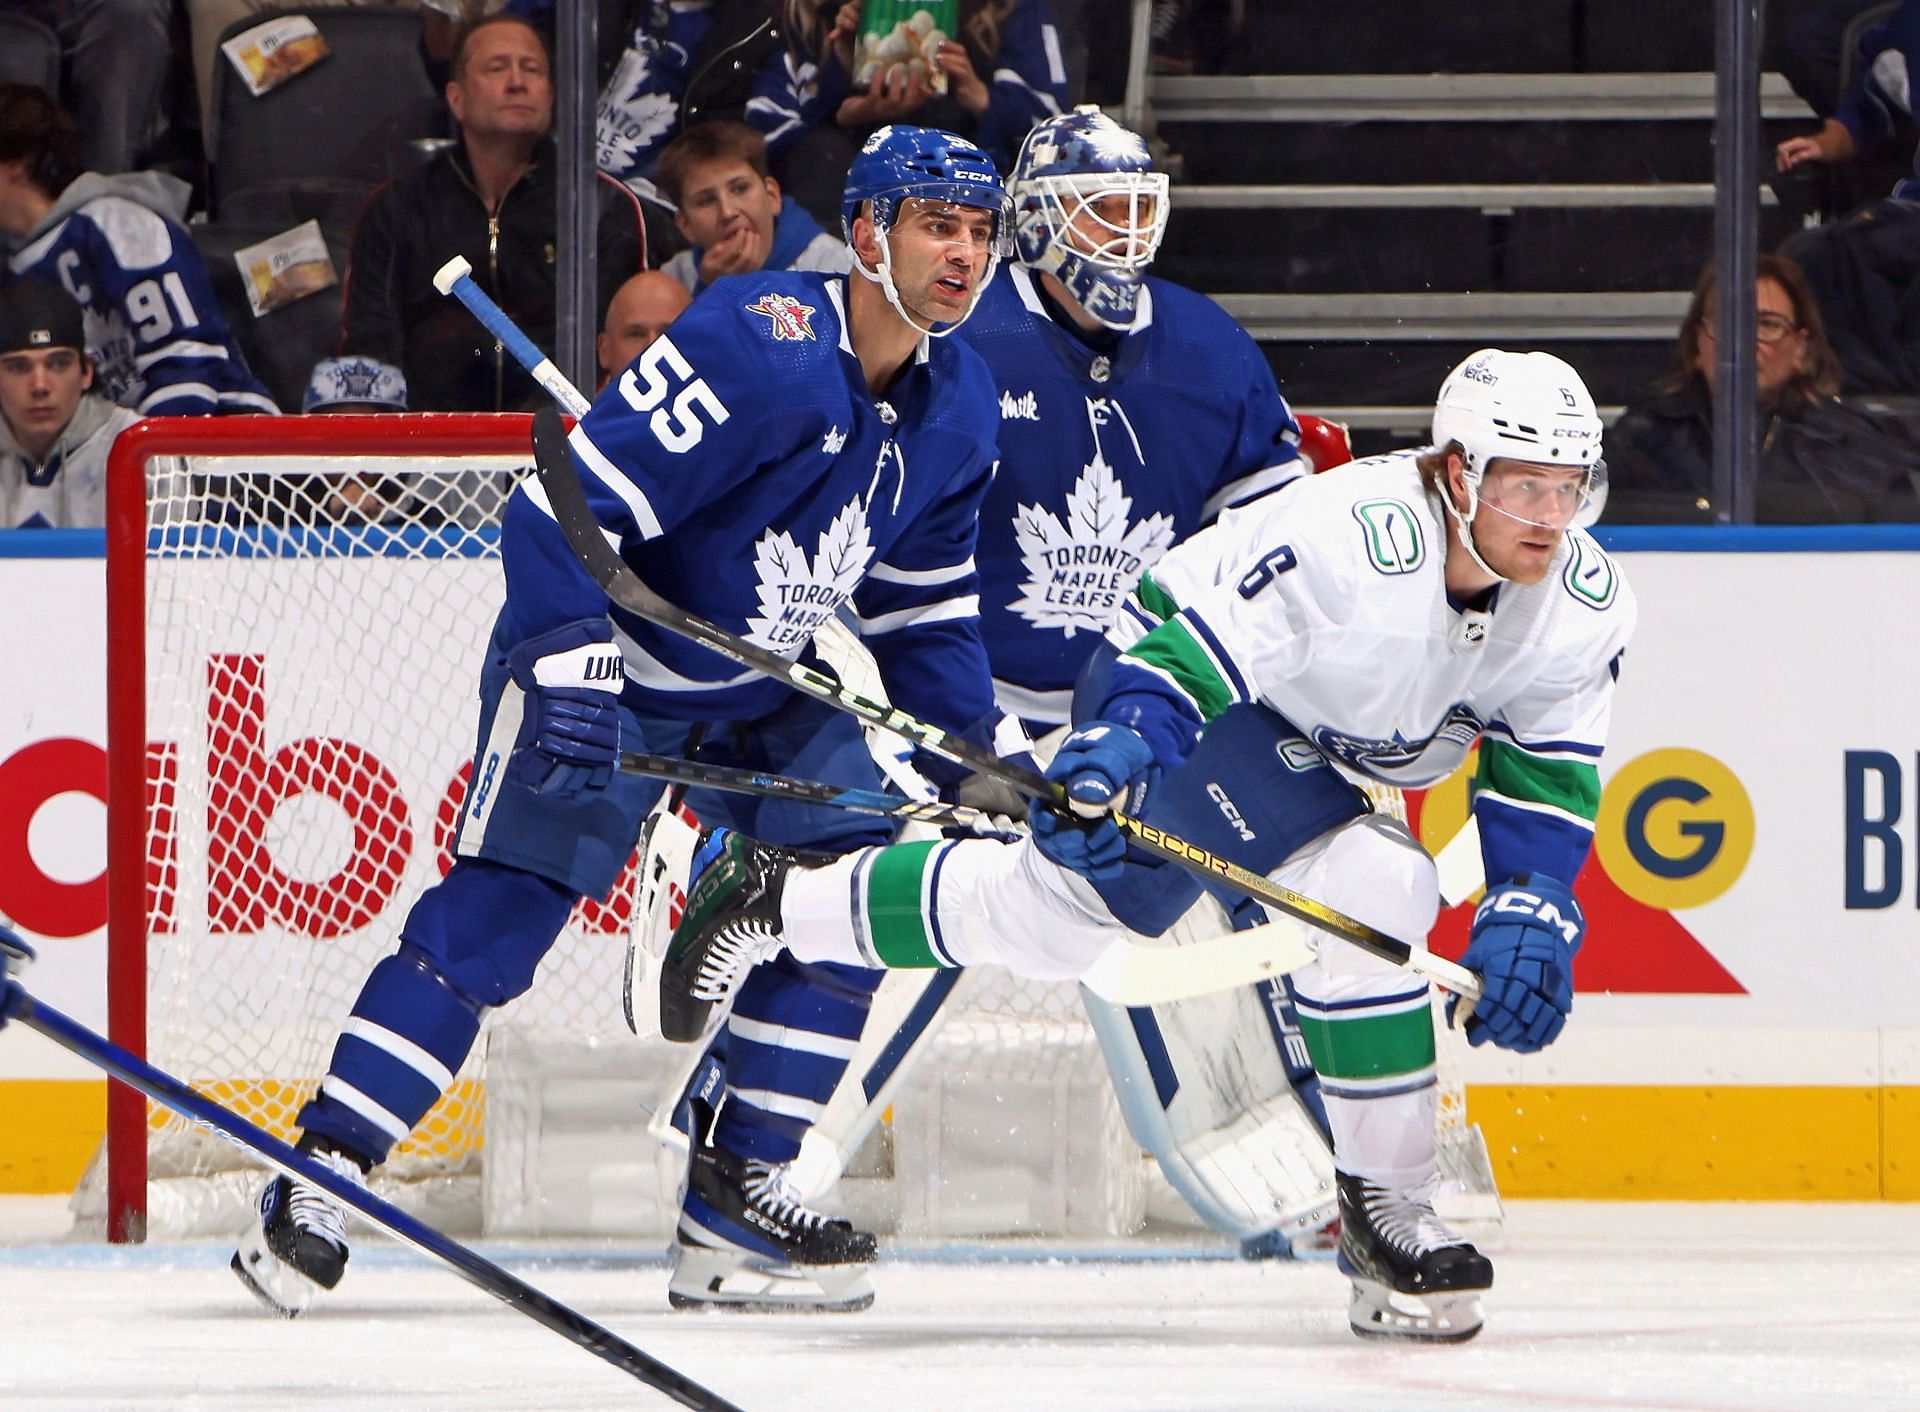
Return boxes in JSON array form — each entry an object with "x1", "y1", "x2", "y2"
[
  {"x1": 1450, "y1": 875, "x2": 1585, "y2": 1053},
  {"x1": 1030, "y1": 722, "x2": 1157, "y2": 883},
  {"x1": 504, "y1": 620, "x2": 625, "y2": 798}
]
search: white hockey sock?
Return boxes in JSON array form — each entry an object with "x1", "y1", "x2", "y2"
[
  {"x1": 1323, "y1": 1082, "x2": 1440, "y2": 1190},
  {"x1": 778, "y1": 852, "x2": 872, "y2": 968}
]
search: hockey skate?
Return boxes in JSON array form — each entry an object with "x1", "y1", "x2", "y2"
[
  {"x1": 671, "y1": 1136, "x2": 878, "y2": 1312},
  {"x1": 231, "y1": 1141, "x2": 368, "y2": 1316},
  {"x1": 659, "y1": 829, "x2": 810, "y2": 1043},
  {"x1": 1335, "y1": 1169, "x2": 1492, "y2": 1342}
]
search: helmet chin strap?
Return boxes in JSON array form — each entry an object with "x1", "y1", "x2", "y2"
[
  {"x1": 1437, "y1": 475, "x2": 1508, "y2": 584},
  {"x1": 853, "y1": 218, "x2": 985, "y2": 340}
]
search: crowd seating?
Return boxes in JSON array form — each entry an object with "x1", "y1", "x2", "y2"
[{"x1": 0, "y1": 11, "x2": 61, "y2": 98}]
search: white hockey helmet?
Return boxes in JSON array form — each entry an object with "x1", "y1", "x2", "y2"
[{"x1": 1429, "y1": 350, "x2": 1607, "y2": 573}]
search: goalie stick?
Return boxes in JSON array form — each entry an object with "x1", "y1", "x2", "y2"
[
  {"x1": 0, "y1": 928, "x2": 743, "y2": 1412},
  {"x1": 431, "y1": 256, "x2": 1481, "y2": 1004}
]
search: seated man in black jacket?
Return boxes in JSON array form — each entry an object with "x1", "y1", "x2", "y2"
[
  {"x1": 339, "y1": 13, "x2": 648, "y2": 412},
  {"x1": 1607, "y1": 252, "x2": 1920, "y2": 523}
]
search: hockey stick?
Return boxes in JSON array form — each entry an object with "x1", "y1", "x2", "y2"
[
  {"x1": 619, "y1": 750, "x2": 1002, "y2": 832},
  {"x1": 430, "y1": 257, "x2": 1478, "y2": 1002},
  {"x1": 433, "y1": 256, "x2": 591, "y2": 417},
  {"x1": 529, "y1": 408, "x2": 1482, "y2": 1003},
  {"x1": 614, "y1": 748, "x2": 1320, "y2": 1001},
  {"x1": 0, "y1": 932, "x2": 744, "y2": 1412}
]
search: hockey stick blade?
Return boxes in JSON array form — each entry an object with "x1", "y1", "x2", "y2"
[
  {"x1": 0, "y1": 962, "x2": 744, "y2": 1410},
  {"x1": 1077, "y1": 918, "x2": 1321, "y2": 1006},
  {"x1": 529, "y1": 407, "x2": 1481, "y2": 1002}
]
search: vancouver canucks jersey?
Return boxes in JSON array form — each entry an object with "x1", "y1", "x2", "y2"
[
  {"x1": 1102, "y1": 450, "x2": 1637, "y2": 889},
  {"x1": 502, "y1": 269, "x2": 1002, "y2": 733},
  {"x1": 960, "y1": 266, "x2": 1303, "y2": 724}
]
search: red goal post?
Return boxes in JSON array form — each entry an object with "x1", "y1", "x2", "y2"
[{"x1": 102, "y1": 414, "x2": 575, "y2": 1241}]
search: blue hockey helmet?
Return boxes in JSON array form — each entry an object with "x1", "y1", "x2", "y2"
[
  {"x1": 841, "y1": 124, "x2": 1012, "y2": 247},
  {"x1": 841, "y1": 125, "x2": 1012, "y2": 336},
  {"x1": 1010, "y1": 105, "x2": 1169, "y2": 330}
]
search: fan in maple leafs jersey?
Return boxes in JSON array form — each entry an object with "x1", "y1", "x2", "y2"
[{"x1": 960, "y1": 107, "x2": 1305, "y2": 727}]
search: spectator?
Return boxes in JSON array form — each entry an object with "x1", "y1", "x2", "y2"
[
  {"x1": 0, "y1": 85, "x2": 277, "y2": 417},
  {"x1": 1606, "y1": 252, "x2": 1920, "y2": 524},
  {"x1": 749, "y1": 0, "x2": 1069, "y2": 222},
  {"x1": 652, "y1": 121, "x2": 851, "y2": 294},
  {"x1": 8, "y1": 0, "x2": 172, "y2": 174},
  {"x1": 1774, "y1": 0, "x2": 1896, "y2": 120},
  {"x1": 337, "y1": 13, "x2": 647, "y2": 412},
  {"x1": 1774, "y1": 0, "x2": 1920, "y2": 190},
  {"x1": 0, "y1": 279, "x2": 141, "y2": 529},
  {"x1": 595, "y1": 270, "x2": 690, "y2": 387},
  {"x1": 1781, "y1": 189, "x2": 1920, "y2": 393},
  {"x1": 298, "y1": 353, "x2": 412, "y2": 522}
]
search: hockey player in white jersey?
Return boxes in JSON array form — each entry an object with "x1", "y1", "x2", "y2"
[
  {"x1": 765, "y1": 105, "x2": 1351, "y2": 1262},
  {"x1": 663, "y1": 348, "x2": 1635, "y2": 1341}
]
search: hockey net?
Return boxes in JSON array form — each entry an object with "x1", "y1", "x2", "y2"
[{"x1": 91, "y1": 415, "x2": 1492, "y2": 1247}]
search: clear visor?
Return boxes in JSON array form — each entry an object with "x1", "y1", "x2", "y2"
[
  {"x1": 1030, "y1": 171, "x2": 1170, "y2": 270},
  {"x1": 1476, "y1": 460, "x2": 1605, "y2": 531}
]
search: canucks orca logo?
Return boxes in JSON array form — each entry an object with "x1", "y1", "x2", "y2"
[{"x1": 1312, "y1": 703, "x2": 1483, "y2": 781}]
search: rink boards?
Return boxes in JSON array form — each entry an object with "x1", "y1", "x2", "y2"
[{"x1": 4, "y1": 525, "x2": 1920, "y2": 1200}]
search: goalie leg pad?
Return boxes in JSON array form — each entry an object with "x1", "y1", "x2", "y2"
[{"x1": 1082, "y1": 899, "x2": 1337, "y2": 1253}]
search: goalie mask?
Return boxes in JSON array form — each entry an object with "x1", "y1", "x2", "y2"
[
  {"x1": 1010, "y1": 105, "x2": 1170, "y2": 330},
  {"x1": 841, "y1": 124, "x2": 1012, "y2": 337},
  {"x1": 1429, "y1": 349, "x2": 1606, "y2": 579}
]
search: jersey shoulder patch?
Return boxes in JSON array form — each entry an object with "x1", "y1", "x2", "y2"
[
  {"x1": 1560, "y1": 530, "x2": 1619, "y2": 610},
  {"x1": 78, "y1": 196, "x2": 176, "y2": 272}
]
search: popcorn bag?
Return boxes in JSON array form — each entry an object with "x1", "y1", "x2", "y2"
[{"x1": 854, "y1": 2, "x2": 958, "y2": 95}]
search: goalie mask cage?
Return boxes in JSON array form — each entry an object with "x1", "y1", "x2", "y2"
[{"x1": 97, "y1": 414, "x2": 1492, "y2": 1248}]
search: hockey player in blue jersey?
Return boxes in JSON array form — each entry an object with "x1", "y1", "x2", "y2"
[
  {"x1": 750, "y1": 107, "x2": 1349, "y2": 1269},
  {"x1": 230, "y1": 125, "x2": 1026, "y2": 1317},
  {"x1": 965, "y1": 104, "x2": 1304, "y2": 728},
  {"x1": 0, "y1": 85, "x2": 277, "y2": 417}
]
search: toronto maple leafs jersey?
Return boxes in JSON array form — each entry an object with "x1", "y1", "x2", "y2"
[
  {"x1": 588, "y1": 0, "x2": 713, "y2": 190},
  {"x1": 6, "y1": 174, "x2": 276, "y2": 416},
  {"x1": 1101, "y1": 450, "x2": 1637, "y2": 890},
  {"x1": 502, "y1": 269, "x2": 1003, "y2": 733},
  {"x1": 960, "y1": 266, "x2": 1303, "y2": 724}
]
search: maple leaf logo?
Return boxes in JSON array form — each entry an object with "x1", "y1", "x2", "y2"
[
  {"x1": 745, "y1": 499, "x2": 875, "y2": 655},
  {"x1": 1010, "y1": 451, "x2": 1173, "y2": 636},
  {"x1": 594, "y1": 49, "x2": 678, "y2": 175}
]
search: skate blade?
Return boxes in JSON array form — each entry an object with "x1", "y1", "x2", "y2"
[
  {"x1": 1347, "y1": 1282, "x2": 1484, "y2": 1343},
  {"x1": 230, "y1": 1238, "x2": 313, "y2": 1318},
  {"x1": 668, "y1": 1243, "x2": 874, "y2": 1313}
]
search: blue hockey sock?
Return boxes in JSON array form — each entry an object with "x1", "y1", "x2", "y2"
[{"x1": 297, "y1": 944, "x2": 487, "y2": 1167}]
